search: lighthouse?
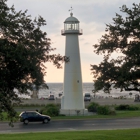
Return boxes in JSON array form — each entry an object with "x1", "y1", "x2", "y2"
[{"x1": 60, "y1": 9, "x2": 88, "y2": 115}]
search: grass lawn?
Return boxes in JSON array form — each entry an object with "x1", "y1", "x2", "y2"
[
  {"x1": 0, "y1": 129, "x2": 140, "y2": 140},
  {"x1": 52, "y1": 110, "x2": 140, "y2": 120}
]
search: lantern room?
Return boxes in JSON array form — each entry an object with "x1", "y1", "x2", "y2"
[{"x1": 61, "y1": 12, "x2": 82, "y2": 35}]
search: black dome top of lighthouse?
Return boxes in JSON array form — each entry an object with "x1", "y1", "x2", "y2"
[{"x1": 64, "y1": 13, "x2": 79, "y2": 23}]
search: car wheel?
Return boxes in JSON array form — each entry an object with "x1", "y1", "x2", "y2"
[
  {"x1": 43, "y1": 118, "x2": 49, "y2": 124},
  {"x1": 24, "y1": 119, "x2": 29, "y2": 124}
]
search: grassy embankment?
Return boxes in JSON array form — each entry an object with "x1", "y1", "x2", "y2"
[
  {"x1": 0, "y1": 129, "x2": 140, "y2": 140},
  {"x1": 1, "y1": 103, "x2": 140, "y2": 121}
]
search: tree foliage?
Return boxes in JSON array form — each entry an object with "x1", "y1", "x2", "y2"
[
  {"x1": 0, "y1": 0, "x2": 64, "y2": 124},
  {"x1": 91, "y1": 3, "x2": 140, "y2": 93}
]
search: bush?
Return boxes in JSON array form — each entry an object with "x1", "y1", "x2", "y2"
[
  {"x1": 46, "y1": 107, "x2": 59, "y2": 116},
  {"x1": 115, "y1": 104, "x2": 130, "y2": 110},
  {"x1": 40, "y1": 104, "x2": 59, "y2": 117},
  {"x1": 97, "y1": 105, "x2": 111, "y2": 115},
  {"x1": 87, "y1": 102, "x2": 99, "y2": 112},
  {"x1": 115, "y1": 104, "x2": 140, "y2": 111},
  {"x1": 128, "y1": 106, "x2": 139, "y2": 111},
  {"x1": 109, "y1": 110, "x2": 116, "y2": 115}
]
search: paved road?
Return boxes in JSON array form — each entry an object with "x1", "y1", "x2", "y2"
[
  {"x1": 0, "y1": 118, "x2": 140, "y2": 133},
  {"x1": 21, "y1": 98, "x2": 139, "y2": 106}
]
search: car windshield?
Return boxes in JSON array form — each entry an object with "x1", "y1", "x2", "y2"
[{"x1": 85, "y1": 95, "x2": 90, "y2": 97}]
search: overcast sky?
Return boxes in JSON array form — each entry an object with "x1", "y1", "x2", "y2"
[{"x1": 7, "y1": 0, "x2": 140, "y2": 83}]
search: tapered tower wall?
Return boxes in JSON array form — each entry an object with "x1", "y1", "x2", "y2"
[{"x1": 60, "y1": 12, "x2": 88, "y2": 115}]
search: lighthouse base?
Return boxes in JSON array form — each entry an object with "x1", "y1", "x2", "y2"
[{"x1": 60, "y1": 109, "x2": 89, "y2": 116}]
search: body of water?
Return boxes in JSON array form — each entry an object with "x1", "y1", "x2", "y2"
[{"x1": 17, "y1": 83, "x2": 139, "y2": 99}]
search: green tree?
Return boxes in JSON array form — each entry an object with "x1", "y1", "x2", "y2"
[
  {"x1": 91, "y1": 3, "x2": 140, "y2": 93},
  {"x1": 0, "y1": 0, "x2": 64, "y2": 125}
]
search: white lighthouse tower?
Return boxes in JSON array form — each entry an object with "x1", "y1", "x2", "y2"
[{"x1": 60, "y1": 9, "x2": 88, "y2": 115}]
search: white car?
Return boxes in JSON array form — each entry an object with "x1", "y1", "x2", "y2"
[{"x1": 84, "y1": 93, "x2": 91, "y2": 101}]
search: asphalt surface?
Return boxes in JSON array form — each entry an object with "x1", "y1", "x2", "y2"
[
  {"x1": 0, "y1": 118, "x2": 140, "y2": 133},
  {"x1": 21, "y1": 98, "x2": 139, "y2": 106}
]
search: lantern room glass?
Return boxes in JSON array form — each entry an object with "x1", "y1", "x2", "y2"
[{"x1": 64, "y1": 23, "x2": 79, "y2": 30}]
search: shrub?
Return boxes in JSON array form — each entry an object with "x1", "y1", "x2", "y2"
[
  {"x1": 109, "y1": 110, "x2": 116, "y2": 115},
  {"x1": 87, "y1": 102, "x2": 99, "y2": 112},
  {"x1": 115, "y1": 104, "x2": 140, "y2": 111},
  {"x1": 128, "y1": 106, "x2": 139, "y2": 111},
  {"x1": 40, "y1": 103, "x2": 59, "y2": 117},
  {"x1": 115, "y1": 104, "x2": 130, "y2": 110},
  {"x1": 97, "y1": 105, "x2": 111, "y2": 115},
  {"x1": 46, "y1": 107, "x2": 59, "y2": 116}
]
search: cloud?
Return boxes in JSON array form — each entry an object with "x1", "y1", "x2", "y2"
[{"x1": 6, "y1": 0, "x2": 140, "y2": 82}]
